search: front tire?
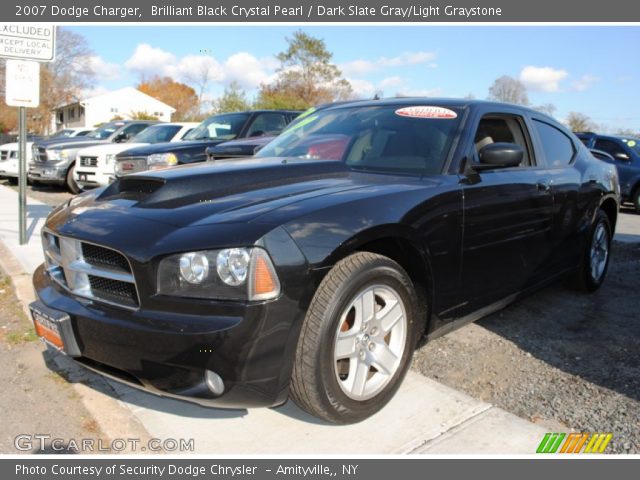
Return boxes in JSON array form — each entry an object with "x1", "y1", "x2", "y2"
[
  {"x1": 66, "y1": 164, "x2": 81, "y2": 194},
  {"x1": 571, "y1": 209, "x2": 612, "y2": 292},
  {"x1": 290, "y1": 252, "x2": 421, "y2": 424}
]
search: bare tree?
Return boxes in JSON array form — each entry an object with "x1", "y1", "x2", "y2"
[
  {"x1": 183, "y1": 59, "x2": 216, "y2": 115},
  {"x1": 0, "y1": 28, "x2": 96, "y2": 133},
  {"x1": 487, "y1": 75, "x2": 529, "y2": 106},
  {"x1": 566, "y1": 112, "x2": 595, "y2": 132},
  {"x1": 532, "y1": 103, "x2": 557, "y2": 117}
]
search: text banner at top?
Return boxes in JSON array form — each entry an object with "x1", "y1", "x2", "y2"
[{"x1": 3, "y1": 0, "x2": 640, "y2": 22}]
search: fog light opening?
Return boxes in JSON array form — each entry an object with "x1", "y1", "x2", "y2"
[{"x1": 205, "y1": 370, "x2": 225, "y2": 396}]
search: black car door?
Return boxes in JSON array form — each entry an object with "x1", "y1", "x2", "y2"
[
  {"x1": 459, "y1": 108, "x2": 554, "y2": 310},
  {"x1": 528, "y1": 118, "x2": 583, "y2": 273}
]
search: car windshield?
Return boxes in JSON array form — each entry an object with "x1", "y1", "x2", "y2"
[
  {"x1": 183, "y1": 113, "x2": 250, "y2": 141},
  {"x1": 85, "y1": 122, "x2": 124, "y2": 139},
  {"x1": 130, "y1": 124, "x2": 182, "y2": 143},
  {"x1": 256, "y1": 105, "x2": 462, "y2": 175}
]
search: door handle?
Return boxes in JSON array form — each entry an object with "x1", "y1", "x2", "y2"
[{"x1": 537, "y1": 179, "x2": 551, "y2": 192}]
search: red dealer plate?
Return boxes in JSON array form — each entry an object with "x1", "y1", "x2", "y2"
[{"x1": 30, "y1": 305, "x2": 65, "y2": 350}]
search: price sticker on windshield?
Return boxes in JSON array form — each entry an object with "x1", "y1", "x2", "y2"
[{"x1": 395, "y1": 106, "x2": 457, "y2": 119}]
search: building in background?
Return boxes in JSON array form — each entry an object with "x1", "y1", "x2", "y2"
[{"x1": 52, "y1": 87, "x2": 175, "y2": 131}]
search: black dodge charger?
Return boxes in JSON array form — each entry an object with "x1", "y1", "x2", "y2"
[{"x1": 31, "y1": 99, "x2": 619, "y2": 423}]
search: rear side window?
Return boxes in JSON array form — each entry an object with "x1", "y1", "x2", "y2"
[{"x1": 533, "y1": 120, "x2": 575, "y2": 167}]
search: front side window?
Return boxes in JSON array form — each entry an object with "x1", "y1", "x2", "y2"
[
  {"x1": 184, "y1": 113, "x2": 250, "y2": 141},
  {"x1": 533, "y1": 120, "x2": 575, "y2": 167},
  {"x1": 130, "y1": 125, "x2": 181, "y2": 143},
  {"x1": 256, "y1": 105, "x2": 462, "y2": 175},
  {"x1": 473, "y1": 114, "x2": 532, "y2": 166},
  {"x1": 246, "y1": 113, "x2": 288, "y2": 137},
  {"x1": 121, "y1": 123, "x2": 151, "y2": 138},
  {"x1": 85, "y1": 122, "x2": 123, "y2": 139}
]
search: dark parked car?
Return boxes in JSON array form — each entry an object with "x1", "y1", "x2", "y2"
[
  {"x1": 30, "y1": 120, "x2": 159, "y2": 193},
  {"x1": 30, "y1": 99, "x2": 619, "y2": 424},
  {"x1": 115, "y1": 110, "x2": 300, "y2": 176},
  {"x1": 575, "y1": 132, "x2": 640, "y2": 212},
  {"x1": 204, "y1": 102, "x2": 357, "y2": 161}
]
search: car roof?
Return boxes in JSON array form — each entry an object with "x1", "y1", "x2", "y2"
[
  {"x1": 213, "y1": 109, "x2": 303, "y2": 115},
  {"x1": 318, "y1": 97, "x2": 547, "y2": 115},
  {"x1": 575, "y1": 132, "x2": 640, "y2": 141}
]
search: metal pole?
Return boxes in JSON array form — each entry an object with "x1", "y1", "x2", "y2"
[{"x1": 18, "y1": 106, "x2": 27, "y2": 245}]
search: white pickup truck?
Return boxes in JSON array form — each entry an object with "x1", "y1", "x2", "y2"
[{"x1": 74, "y1": 122, "x2": 197, "y2": 190}]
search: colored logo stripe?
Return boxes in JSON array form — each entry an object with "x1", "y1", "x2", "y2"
[{"x1": 537, "y1": 433, "x2": 612, "y2": 454}]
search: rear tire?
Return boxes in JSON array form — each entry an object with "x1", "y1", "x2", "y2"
[
  {"x1": 290, "y1": 252, "x2": 421, "y2": 424},
  {"x1": 66, "y1": 164, "x2": 81, "y2": 194},
  {"x1": 571, "y1": 209, "x2": 612, "y2": 292}
]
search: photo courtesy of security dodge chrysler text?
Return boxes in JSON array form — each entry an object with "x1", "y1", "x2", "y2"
[{"x1": 30, "y1": 99, "x2": 619, "y2": 423}]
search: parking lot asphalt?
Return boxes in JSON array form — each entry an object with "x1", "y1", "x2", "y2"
[{"x1": 0, "y1": 183, "x2": 638, "y2": 454}]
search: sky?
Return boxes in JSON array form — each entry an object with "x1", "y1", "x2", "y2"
[{"x1": 69, "y1": 26, "x2": 640, "y2": 131}]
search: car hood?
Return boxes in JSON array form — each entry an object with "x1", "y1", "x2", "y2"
[
  {"x1": 54, "y1": 158, "x2": 403, "y2": 228},
  {"x1": 77, "y1": 143, "x2": 150, "y2": 157},
  {"x1": 47, "y1": 158, "x2": 443, "y2": 258},
  {"x1": 118, "y1": 140, "x2": 226, "y2": 157},
  {"x1": 34, "y1": 136, "x2": 108, "y2": 149}
]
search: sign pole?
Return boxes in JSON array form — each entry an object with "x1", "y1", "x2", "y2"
[
  {"x1": 18, "y1": 106, "x2": 27, "y2": 245},
  {"x1": 1, "y1": 24, "x2": 55, "y2": 246}
]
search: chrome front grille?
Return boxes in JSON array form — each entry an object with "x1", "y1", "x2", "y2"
[
  {"x1": 79, "y1": 156, "x2": 98, "y2": 167},
  {"x1": 42, "y1": 232, "x2": 139, "y2": 309}
]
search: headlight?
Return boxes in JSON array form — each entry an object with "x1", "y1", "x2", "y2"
[
  {"x1": 147, "y1": 152, "x2": 178, "y2": 170},
  {"x1": 157, "y1": 247, "x2": 280, "y2": 301},
  {"x1": 47, "y1": 149, "x2": 68, "y2": 161},
  {"x1": 105, "y1": 154, "x2": 116, "y2": 166}
]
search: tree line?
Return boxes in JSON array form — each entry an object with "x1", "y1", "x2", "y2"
[{"x1": 0, "y1": 28, "x2": 636, "y2": 138}]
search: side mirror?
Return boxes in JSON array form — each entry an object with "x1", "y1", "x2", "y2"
[
  {"x1": 253, "y1": 145, "x2": 265, "y2": 155},
  {"x1": 614, "y1": 152, "x2": 630, "y2": 161},
  {"x1": 114, "y1": 132, "x2": 129, "y2": 143},
  {"x1": 475, "y1": 143, "x2": 524, "y2": 170}
]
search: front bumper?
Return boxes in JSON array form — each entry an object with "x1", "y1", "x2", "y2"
[
  {"x1": 32, "y1": 263, "x2": 305, "y2": 409},
  {"x1": 28, "y1": 162, "x2": 67, "y2": 184},
  {"x1": 75, "y1": 167, "x2": 115, "y2": 189}
]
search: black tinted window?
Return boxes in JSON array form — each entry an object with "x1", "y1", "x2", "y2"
[
  {"x1": 122, "y1": 123, "x2": 150, "y2": 137},
  {"x1": 534, "y1": 120, "x2": 575, "y2": 166},
  {"x1": 247, "y1": 113, "x2": 288, "y2": 137},
  {"x1": 594, "y1": 138, "x2": 626, "y2": 157}
]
